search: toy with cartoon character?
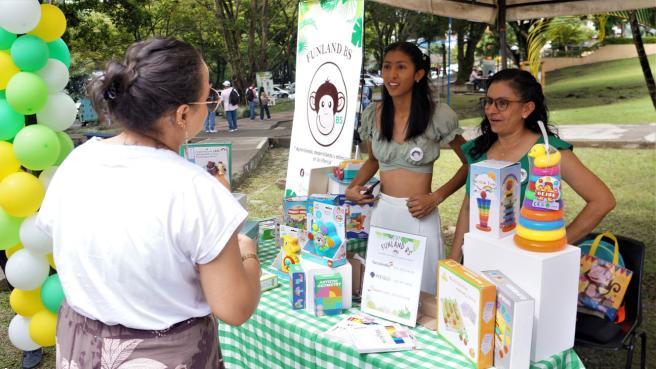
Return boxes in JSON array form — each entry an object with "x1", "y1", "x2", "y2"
[{"x1": 281, "y1": 235, "x2": 301, "y2": 273}]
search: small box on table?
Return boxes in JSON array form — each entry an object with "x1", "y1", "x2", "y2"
[
  {"x1": 469, "y1": 160, "x2": 521, "y2": 238},
  {"x1": 314, "y1": 273, "x2": 342, "y2": 316},
  {"x1": 437, "y1": 259, "x2": 496, "y2": 369},
  {"x1": 289, "y1": 264, "x2": 306, "y2": 310},
  {"x1": 301, "y1": 258, "x2": 352, "y2": 314},
  {"x1": 482, "y1": 270, "x2": 534, "y2": 369}
]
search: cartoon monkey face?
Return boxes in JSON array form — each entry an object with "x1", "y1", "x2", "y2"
[{"x1": 309, "y1": 80, "x2": 345, "y2": 135}]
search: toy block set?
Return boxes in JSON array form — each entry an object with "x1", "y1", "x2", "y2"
[
  {"x1": 314, "y1": 273, "x2": 343, "y2": 316},
  {"x1": 289, "y1": 264, "x2": 306, "y2": 310},
  {"x1": 469, "y1": 160, "x2": 520, "y2": 239},
  {"x1": 302, "y1": 202, "x2": 348, "y2": 268},
  {"x1": 482, "y1": 270, "x2": 534, "y2": 369},
  {"x1": 437, "y1": 260, "x2": 496, "y2": 369}
]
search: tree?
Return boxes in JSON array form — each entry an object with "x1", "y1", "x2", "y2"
[
  {"x1": 453, "y1": 19, "x2": 487, "y2": 84},
  {"x1": 628, "y1": 10, "x2": 656, "y2": 109}
]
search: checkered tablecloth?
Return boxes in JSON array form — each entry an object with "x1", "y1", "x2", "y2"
[{"x1": 218, "y1": 239, "x2": 585, "y2": 369}]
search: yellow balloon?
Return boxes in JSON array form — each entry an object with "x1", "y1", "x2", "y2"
[
  {"x1": 29, "y1": 309, "x2": 57, "y2": 347},
  {"x1": 5, "y1": 242, "x2": 23, "y2": 258},
  {"x1": 10, "y1": 288, "x2": 45, "y2": 317},
  {"x1": 0, "y1": 172, "x2": 45, "y2": 217},
  {"x1": 0, "y1": 142, "x2": 21, "y2": 181},
  {"x1": 0, "y1": 51, "x2": 20, "y2": 90},
  {"x1": 47, "y1": 253, "x2": 56, "y2": 270},
  {"x1": 28, "y1": 4, "x2": 66, "y2": 43}
]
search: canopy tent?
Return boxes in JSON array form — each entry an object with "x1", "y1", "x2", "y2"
[{"x1": 370, "y1": 0, "x2": 655, "y2": 24}]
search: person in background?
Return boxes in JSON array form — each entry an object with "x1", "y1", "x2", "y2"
[
  {"x1": 345, "y1": 41, "x2": 468, "y2": 295},
  {"x1": 258, "y1": 87, "x2": 271, "y2": 121},
  {"x1": 469, "y1": 68, "x2": 483, "y2": 91},
  {"x1": 221, "y1": 80, "x2": 239, "y2": 132},
  {"x1": 360, "y1": 78, "x2": 371, "y2": 111},
  {"x1": 450, "y1": 68, "x2": 615, "y2": 262},
  {"x1": 204, "y1": 84, "x2": 218, "y2": 133},
  {"x1": 246, "y1": 83, "x2": 257, "y2": 120},
  {"x1": 0, "y1": 254, "x2": 43, "y2": 369},
  {"x1": 36, "y1": 38, "x2": 260, "y2": 368}
]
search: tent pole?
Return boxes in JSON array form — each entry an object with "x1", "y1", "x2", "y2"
[
  {"x1": 498, "y1": 0, "x2": 507, "y2": 69},
  {"x1": 447, "y1": 17, "x2": 452, "y2": 105}
]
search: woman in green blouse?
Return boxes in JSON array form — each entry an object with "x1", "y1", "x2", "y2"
[{"x1": 450, "y1": 69, "x2": 615, "y2": 262}]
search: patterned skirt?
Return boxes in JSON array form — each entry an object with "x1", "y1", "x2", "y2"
[{"x1": 56, "y1": 301, "x2": 224, "y2": 369}]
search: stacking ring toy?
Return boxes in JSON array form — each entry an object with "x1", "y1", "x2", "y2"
[
  {"x1": 529, "y1": 174, "x2": 561, "y2": 183},
  {"x1": 519, "y1": 217, "x2": 565, "y2": 231},
  {"x1": 514, "y1": 234, "x2": 567, "y2": 252},
  {"x1": 516, "y1": 224, "x2": 566, "y2": 241},
  {"x1": 532, "y1": 166, "x2": 560, "y2": 176},
  {"x1": 525, "y1": 190, "x2": 536, "y2": 201},
  {"x1": 529, "y1": 181, "x2": 536, "y2": 191},
  {"x1": 533, "y1": 150, "x2": 561, "y2": 168},
  {"x1": 523, "y1": 199, "x2": 563, "y2": 211},
  {"x1": 521, "y1": 207, "x2": 564, "y2": 221}
]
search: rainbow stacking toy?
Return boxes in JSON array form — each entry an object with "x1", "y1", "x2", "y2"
[{"x1": 514, "y1": 144, "x2": 567, "y2": 252}]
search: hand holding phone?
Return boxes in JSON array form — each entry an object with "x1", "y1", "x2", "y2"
[{"x1": 362, "y1": 180, "x2": 380, "y2": 197}]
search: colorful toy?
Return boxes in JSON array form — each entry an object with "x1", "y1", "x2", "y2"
[
  {"x1": 281, "y1": 235, "x2": 301, "y2": 273},
  {"x1": 475, "y1": 191, "x2": 492, "y2": 231},
  {"x1": 469, "y1": 161, "x2": 520, "y2": 238},
  {"x1": 308, "y1": 220, "x2": 343, "y2": 258},
  {"x1": 314, "y1": 273, "x2": 343, "y2": 316},
  {"x1": 501, "y1": 178, "x2": 517, "y2": 232},
  {"x1": 332, "y1": 159, "x2": 364, "y2": 180},
  {"x1": 289, "y1": 264, "x2": 306, "y2": 310},
  {"x1": 515, "y1": 142, "x2": 567, "y2": 252},
  {"x1": 283, "y1": 196, "x2": 308, "y2": 230}
]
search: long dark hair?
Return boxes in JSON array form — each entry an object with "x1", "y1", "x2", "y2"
[
  {"x1": 469, "y1": 68, "x2": 557, "y2": 160},
  {"x1": 88, "y1": 38, "x2": 204, "y2": 134},
  {"x1": 380, "y1": 41, "x2": 434, "y2": 142}
]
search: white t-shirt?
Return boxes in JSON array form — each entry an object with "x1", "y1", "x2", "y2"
[
  {"x1": 221, "y1": 87, "x2": 239, "y2": 112},
  {"x1": 36, "y1": 138, "x2": 247, "y2": 330}
]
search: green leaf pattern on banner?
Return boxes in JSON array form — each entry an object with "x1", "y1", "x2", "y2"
[
  {"x1": 320, "y1": 0, "x2": 338, "y2": 12},
  {"x1": 351, "y1": 18, "x2": 362, "y2": 48},
  {"x1": 285, "y1": 189, "x2": 297, "y2": 197}
]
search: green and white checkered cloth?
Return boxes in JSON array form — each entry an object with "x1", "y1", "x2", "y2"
[{"x1": 219, "y1": 239, "x2": 585, "y2": 369}]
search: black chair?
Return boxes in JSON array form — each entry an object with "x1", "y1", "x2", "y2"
[{"x1": 574, "y1": 233, "x2": 646, "y2": 369}]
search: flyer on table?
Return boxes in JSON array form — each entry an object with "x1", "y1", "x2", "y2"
[
  {"x1": 285, "y1": 0, "x2": 364, "y2": 196},
  {"x1": 361, "y1": 226, "x2": 426, "y2": 327}
]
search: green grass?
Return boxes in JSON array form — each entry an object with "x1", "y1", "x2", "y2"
[{"x1": 449, "y1": 55, "x2": 656, "y2": 125}]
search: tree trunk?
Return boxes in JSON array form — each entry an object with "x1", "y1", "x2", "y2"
[
  {"x1": 213, "y1": 0, "x2": 246, "y2": 95},
  {"x1": 629, "y1": 11, "x2": 656, "y2": 110}
]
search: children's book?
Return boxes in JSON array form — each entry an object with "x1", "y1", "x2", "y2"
[{"x1": 349, "y1": 324, "x2": 416, "y2": 354}]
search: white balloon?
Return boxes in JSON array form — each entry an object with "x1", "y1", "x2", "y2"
[
  {"x1": 19, "y1": 215, "x2": 52, "y2": 255},
  {"x1": 5, "y1": 249, "x2": 49, "y2": 290},
  {"x1": 38, "y1": 165, "x2": 59, "y2": 189},
  {"x1": 36, "y1": 92, "x2": 78, "y2": 131},
  {"x1": 8, "y1": 315, "x2": 41, "y2": 351},
  {"x1": 36, "y1": 59, "x2": 70, "y2": 93},
  {"x1": 0, "y1": 0, "x2": 41, "y2": 34}
]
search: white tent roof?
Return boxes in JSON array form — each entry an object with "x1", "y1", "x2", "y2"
[{"x1": 370, "y1": 0, "x2": 655, "y2": 24}]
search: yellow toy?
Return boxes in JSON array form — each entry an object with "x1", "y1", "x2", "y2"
[
  {"x1": 281, "y1": 235, "x2": 301, "y2": 273},
  {"x1": 527, "y1": 144, "x2": 561, "y2": 168}
]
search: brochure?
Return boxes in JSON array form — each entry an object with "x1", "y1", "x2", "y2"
[{"x1": 180, "y1": 142, "x2": 232, "y2": 184}]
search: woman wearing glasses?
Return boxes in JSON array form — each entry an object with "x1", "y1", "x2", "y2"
[
  {"x1": 345, "y1": 42, "x2": 468, "y2": 294},
  {"x1": 450, "y1": 68, "x2": 615, "y2": 262},
  {"x1": 36, "y1": 38, "x2": 259, "y2": 368}
]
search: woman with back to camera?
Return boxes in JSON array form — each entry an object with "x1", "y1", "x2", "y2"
[
  {"x1": 36, "y1": 38, "x2": 260, "y2": 368},
  {"x1": 450, "y1": 68, "x2": 615, "y2": 262},
  {"x1": 345, "y1": 41, "x2": 468, "y2": 294}
]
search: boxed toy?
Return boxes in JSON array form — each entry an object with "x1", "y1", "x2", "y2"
[
  {"x1": 482, "y1": 270, "x2": 534, "y2": 369},
  {"x1": 283, "y1": 196, "x2": 308, "y2": 230},
  {"x1": 314, "y1": 273, "x2": 343, "y2": 316},
  {"x1": 301, "y1": 258, "x2": 352, "y2": 314},
  {"x1": 289, "y1": 264, "x2": 306, "y2": 310},
  {"x1": 437, "y1": 259, "x2": 496, "y2": 369},
  {"x1": 306, "y1": 194, "x2": 340, "y2": 228},
  {"x1": 271, "y1": 225, "x2": 308, "y2": 279},
  {"x1": 469, "y1": 160, "x2": 521, "y2": 238},
  {"x1": 302, "y1": 202, "x2": 347, "y2": 268},
  {"x1": 337, "y1": 195, "x2": 373, "y2": 239},
  {"x1": 327, "y1": 173, "x2": 380, "y2": 196},
  {"x1": 260, "y1": 270, "x2": 279, "y2": 293}
]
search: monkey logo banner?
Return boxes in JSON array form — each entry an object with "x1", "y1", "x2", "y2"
[{"x1": 285, "y1": 0, "x2": 364, "y2": 197}]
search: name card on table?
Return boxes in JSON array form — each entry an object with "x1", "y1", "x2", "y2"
[{"x1": 361, "y1": 226, "x2": 426, "y2": 327}]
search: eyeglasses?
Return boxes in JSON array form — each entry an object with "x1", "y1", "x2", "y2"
[
  {"x1": 189, "y1": 88, "x2": 221, "y2": 112},
  {"x1": 480, "y1": 96, "x2": 525, "y2": 112}
]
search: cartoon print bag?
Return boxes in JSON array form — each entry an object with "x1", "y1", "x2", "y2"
[{"x1": 577, "y1": 232, "x2": 633, "y2": 321}]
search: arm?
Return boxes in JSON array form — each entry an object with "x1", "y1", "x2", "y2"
[
  {"x1": 199, "y1": 232, "x2": 260, "y2": 326},
  {"x1": 345, "y1": 141, "x2": 379, "y2": 205},
  {"x1": 560, "y1": 150, "x2": 615, "y2": 244},
  {"x1": 407, "y1": 134, "x2": 468, "y2": 218},
  {"x1": 450, "y1": 194, "x2": 470, "y2": 262}
]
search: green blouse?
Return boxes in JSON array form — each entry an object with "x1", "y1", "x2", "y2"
[
  {"x1": 358, "y1": 102, "x2": 462, "y2": 173},
  {"x1": 462, "y1": 135, "x2": 573, "y2": 202}
]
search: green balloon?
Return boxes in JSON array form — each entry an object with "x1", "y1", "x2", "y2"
[
  {"x1": 13, "y1": 125, "x2": 60, "y2": 170},
  {"x1": 54, "y1": 131, "x2": 74, "y2": 165},
  {"x1": 0, "y1": 28, "x2": 17, "y2": 50},
  {"x1": 10, "y1": 35, "x2": 49, "y2": 72},
  {"x1": 6, "y1": 72, "x2": 48, "y2": 115},
  {"x1": 47, "y1": 38, "x2": 70, "y2": 69},
  {"x1": 41, "y1": 274, "x2": 65, "y2": 313},
  {"x1": 0, "y1": 97, "x2": 24, "y2": 141},
  {"x1": 0, "y1": 207, "x2": 22, "y2": 250}
]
